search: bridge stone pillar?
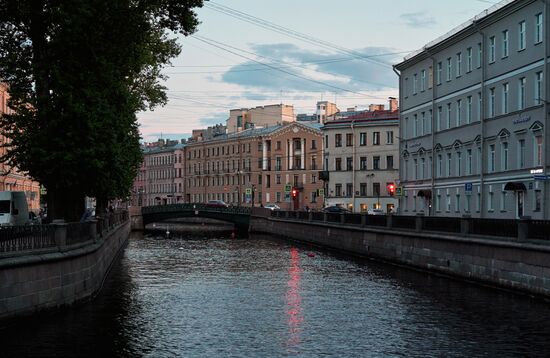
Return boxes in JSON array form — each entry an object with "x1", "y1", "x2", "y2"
[{"x1": 53, "y1": 220, "x2": 67, "y2": 250}]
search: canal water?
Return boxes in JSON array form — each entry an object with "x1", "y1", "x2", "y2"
[{"x1": 2, "y1": 229, "x2": 550, "y2": 357}]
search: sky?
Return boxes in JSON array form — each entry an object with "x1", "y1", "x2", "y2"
[{"x1": 138, "y1": 0, "x2": 501, "y2": 142}]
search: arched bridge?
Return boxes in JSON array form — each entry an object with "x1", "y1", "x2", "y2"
[{"x1": 141, "y1": 204, "x2": 252, "y2": 231}]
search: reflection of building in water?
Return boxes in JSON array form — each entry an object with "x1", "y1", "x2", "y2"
[{"x1": 286, "y1": 247, "x2": 303, "y2": 351}]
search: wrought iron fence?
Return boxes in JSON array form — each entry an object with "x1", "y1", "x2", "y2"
[
  {"x1": 344, "y1": 213, "x2": 362, "y2": 225},
  {"x1": 366, "y1": 215, "x2": 387, "y2": 227},
  {"x1": 470, "y1": 218, "x2": 518, "y2": 238},
  {"x1": 422, "y1": 216, "x2": 462, "y2": 233},
  {"x1": 391, "y1": 215, "x2": 417, "y2": 230},
  {"x1": 0, "y1": 225, "x2": 57, "y2": 253},
  {"x1": 67, "y1": 222, "x2": 95, "y2": 245},
  {"x1": 528, "y1": 220, "x2": 550, "y2": 240},
  {"x1": 312, "y1": 212, "x2": 324, "y2": 221}
]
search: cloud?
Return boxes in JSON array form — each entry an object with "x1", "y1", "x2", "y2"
[
  {"x1": 400, "y1": 12, "x2": 436, "y2": 28},
  {"x1": 199, "y1": 111, "x2": 228, "y2": 126},
  {"x1": 221, "y1": 43, "x2": 400, "y2": 93}
]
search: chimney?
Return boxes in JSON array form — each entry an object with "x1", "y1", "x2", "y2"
[
  {"x1": 368, "y1": 104, "x2": 385, "y2": 111},
  {"x1": 389, "y1": 97, "x2": 398, "y2": 111}
]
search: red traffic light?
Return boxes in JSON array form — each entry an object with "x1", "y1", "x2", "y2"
[
  {"x1": 387, "y1": 183, "x2": 395, "y2": 196},
  {"x1": 292, "y1": 189, "x2": 298, "y2": 197}
]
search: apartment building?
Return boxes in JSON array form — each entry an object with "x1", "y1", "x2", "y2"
[
  {"x1": 185, "y1": 121, "x2": 324, "y2": 210},
  {"x1": 323, "y1": 106, "x2": 399, "y2": 213},
  {"x1": 395, "y1": 0, "x2": 549, "y2": 219},
  {"x1": 0, "y1": 83, "x2": 40, "y2": 211},
  {"x1": 226, "y1": 104, "x2": 295, "y2": 133}
]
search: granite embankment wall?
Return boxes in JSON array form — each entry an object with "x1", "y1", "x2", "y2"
[
  {"x1": 250, "y1": 214, "x2": 550, "y2": 297},
  {"x1": 0, "y1": 221, "x2": 130, "y2": 320}
]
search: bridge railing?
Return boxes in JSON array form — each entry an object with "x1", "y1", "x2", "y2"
[
  {"x1": 142, "y1": 203, "x2": 251, "y2": 216},
  {"x1": 0, "y1": 210, "x2": 129, "y2": 256},
  {"x1": 268, "y1": 210, "x2": 547, "y2": 242}
]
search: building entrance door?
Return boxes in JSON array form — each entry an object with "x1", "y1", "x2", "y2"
[{"x1": 516, "y1": 191, "x2": 524, "y2": 218}]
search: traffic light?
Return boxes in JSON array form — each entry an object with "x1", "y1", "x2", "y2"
[
  {"x1": 387, "y1": 183, "x2": 395, "y2": 196},
  {"x1": 292, "y1": 188, "x2": 298, "y2": 198}
]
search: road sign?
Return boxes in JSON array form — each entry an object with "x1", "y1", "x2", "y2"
[
  {"x1": 318, "y1": 188, "x2": 325, "y2": 196},
  {"x1": 534, "y1": 174, "x2": 550, "y2": 181},
  {"x1": 245, "y1": 188, "x2": 252, "y2": 195},
  {"x1": 395, "y1": 186, "x2": 403, "y2": 197},
  {"x1": 465, "y1": 182, "x2": 473, "y2": 193},
  {"x1": 284, "y1": 184, "x2": 292, "y2": 193}
]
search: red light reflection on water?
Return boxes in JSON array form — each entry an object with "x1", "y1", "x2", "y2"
[{"x1": 285, "y1": 247, "x2": 303, "y2": 351}]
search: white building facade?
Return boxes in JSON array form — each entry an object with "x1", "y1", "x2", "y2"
[{"x1": 322, "y1": 112, "x2": 399, "y2": 213}]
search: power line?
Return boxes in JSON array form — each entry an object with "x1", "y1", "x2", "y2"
[{"x1": 204, "y1": 1, "x2": 398, "y2": 69}]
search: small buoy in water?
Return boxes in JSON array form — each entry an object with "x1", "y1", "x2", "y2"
[
  {"x1": 307, "y1": 252, "x2": 315, "y2": 258},
  {"x1": 178, "y1": 247, "x2": 184, "y2": 250},
  {"x1": 166, "y1": 230, "x2": 170, "y2": 236}
]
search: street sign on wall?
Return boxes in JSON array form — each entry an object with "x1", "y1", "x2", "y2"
[
  {"x1": 395, "y1": 186, "x2": 403, "y2": 197},
  {"x1": 284, "y1": 184, "x2": 292, "y2": 193},
  {"x1": 465, "y1": 182, "x2": 473, "y2": 193}
]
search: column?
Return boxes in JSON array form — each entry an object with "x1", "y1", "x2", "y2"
[
  {"x1": 301, "y1": 138, "x2": 305, "y2": 170},
  {"x1": 289, "y1": 139, "x2": 294, "y2": 170},
  {"x1": 262, "y1": 140, "x2": 268, "y2": 170}
]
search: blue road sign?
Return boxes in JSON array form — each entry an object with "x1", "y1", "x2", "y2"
[{"x1": 465, "y1": 182, "x2": 473, "y2": 192}]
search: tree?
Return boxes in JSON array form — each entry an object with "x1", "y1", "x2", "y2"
[{"x1": 0, "y1": 0, "x2": 203, "y2": 220}]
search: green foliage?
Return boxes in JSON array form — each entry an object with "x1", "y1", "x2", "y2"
[{"x1": 0, "y1": 0, "x2": 203, "y2": 219}]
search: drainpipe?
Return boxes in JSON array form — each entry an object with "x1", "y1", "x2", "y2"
[
  {"x1": 351, "y1": 119, "x2": 356, "y2": 212},
  {"x1": 474, "y1": 22, "x2": 487, "y2": 218},
  {"x1": 392, "y1": 65, "x2": 402, "y2": 213}
]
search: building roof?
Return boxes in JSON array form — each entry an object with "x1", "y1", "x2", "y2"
[
  {"x1": 322, "y1": 110, "x2": 399, "y2": 129},
  {"x1": 396, "y1": 0, "x2": 517, "y2": 69},
  {"x1": 143, "y1": 143, "x2": 185, "y2": 155}
]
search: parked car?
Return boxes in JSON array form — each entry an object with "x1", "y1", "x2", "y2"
[
  {"x1": 264, "y1": 203, "x2": 281, "y2": 211},
  {"x1": 0, "y1": 191, "x2": 30, "y2": 226},
  {"x1": 367, "y1": 208, "x2": 385, "y2": 215},
  {"x1": 206, "y1": 200, "x2": 229, "y2": 208},
  {"x1": 323, "y1": 206, "x2": 351, "y2": 213}
]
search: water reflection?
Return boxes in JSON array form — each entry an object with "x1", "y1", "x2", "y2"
[{"x1": 285, "y1": 247, "x2": 303, "y2": 353}]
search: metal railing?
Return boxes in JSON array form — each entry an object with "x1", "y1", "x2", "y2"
[
  {"x1": 0, "y1": 225, "x2": 57, "y2": 253},
  {"x1": 142, "y1": 203, "x2": 251, "y2": 216},
  {"x1": 266, "y1": 210, "x2": 550, "y2": 242}
]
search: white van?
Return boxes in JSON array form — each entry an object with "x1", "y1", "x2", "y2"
[{"x1": 0, "y1": 191, "x2": 30, "y2": 226}]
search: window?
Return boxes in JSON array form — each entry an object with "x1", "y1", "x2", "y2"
[
  {"x1": 447, "y1": 153, "x2": 452, "y2": 177},
  {"x1": 489, "y1": 87, "x2": 495, "y2": 117},
  {"x1": 535, "y1": 71, "x2": 543, "y2": 105},
  {"x1": 359, "y1": 132, "x2": 367, "y2": 146},
  {"x1": 446, "y1": 193, "x2": 451, "y2": 212},
  {"x1": 467, "y1": 149, "x2": 472, "y2": 175},
  {"x1": 346, "y1": 133, "x2": 353, "y2": 147},
  {"x1": 500, "y1": 191, "x2": 507, "y2": 211},
  {"x1": 420, "y1": 112, "x2": 425, "y2": 135},
  {"x1": 275, "y1": 157, "x2": 282, "y2": 171},
  {"x1": 420, "y1": 158, "x2": 425, "y2": 179},
  {"x1": 276, "y1": 174, "x2": 281, "y2": 184},
  {"x1": 436, "y1": 192, "x2": 441, "y2": 212},
  {"x1": 346, "y1": 183, "x2": 353, "y2": 197},
  {"x1": 465, "y1": 194, "x2": 471, "y2": 213},
  {"x1": 455, "y1": 193, "x2": 460, "y2": 212},
  {"x1": 421, "y1": 70, "x2": 426, "y2": 91},
  {"x1": 311, "y1": 140, "x2": 317, "y2": 149},
  {"x1": 413, "y1": 73, "x2": 418, "y2": 94},
  {"x1": 413, "y1": 114, "x2": 418, "y2": 137},
  {"x1": 502, "y1": 30, "x2": 509, "y2": 58},
  {"x1": 489, "y1": 144, "x2": 495, "y2": 172},
  {"x1": 502, "y1": 82, "x2": 509, "y2": 114},
  {"x1": 535, "y1": 13, "x2": 543, "y2": 44},
  {"x1": 535, "y1": 136, "x2": 543, "y2": 166},
  {"x1": 467, "y1": 47, "x2": 473, "y2": 72},
  {"x1": 373, "y1": 132, "x2": 380, "y2": 145},
  {"x1": 446, "y1": 103, "x2": 452, "y2": 129},
  {"x1": 519, "y1": 20, "x2": 526, "y2": 50},
  {"x1": 502, "y1": 142, "x2": 508, "y2": 170},
  {"x1": 437, "y1": 106, "x2": 442, "y2": 131},
  {"x1": 373, "y1": 156, "x2": 380, "y2": 170},
  {"x1": 466, "y1": 96, "x2": 472, "y2": 124},
  {"x1": 477, "y1": 42, "x2": 483, "y2": 68},
  {"x1": 335, "y1": 184, "x2": 342, "y2": 197},
  {"x1": 325, "y1": 135, "x2": 329, "y2": 148},
  {"x1": 335, "y1": 134, "x2": 342, "y2": 147},
  {"x1": 456, "y1": 152, "x2": 462, "y2": 176},
  {"x1": 386, "y1": 131, "x2": 393, "y2": 144},
  {"x1": 519, "y1": 77, "x2": 526, "y2": 110},
  {"x1": 311, "y1": 191, "x2": 317, "y2": 203},
  {"x1": 488, "y1": 191, "x2": 494, "y2": 211},
  {"x1": 335, "y1": 158, "x2": 342, "y2": 171},
  {"x1": 489, "y1": 36, "x2": 496, "y2": 63},
  {"x1": 437, "y1": 155, "x2": 442, "y2": 177},
  {"x1": 518, "y1": 139, "x2": 526, "y2": 168},
  {"x1": 373, "y1": 183, "x2": 380, "y2": 197},
  {"x1": 456, "y1": 99, "x2": 462, "y2": 127},
  {"x1": 346, "y1": 157, "x2": 353, "y2": 171},
  {"x1": 360, "y1": 183, "x2": 367, "y2": 196},
  {"x1": 446, "y1": 58, "x2": 452, "y2": 81},
  {"x1": 360, "y1": 157, "x2": 367, "y2": 170},
  {"x1": 535, "y1": 190, "x2": 542, "y2": 211},
  {"x1": 456, "y1": 52, "x2": 462, "y2": 77},
  {"x1": 437, "y1": 62, "x2": 442, "y2": 85},
  {"x1": 387, "y1": 156, "x2": 394, "y2": 169},
  {"x1": 477, "y1": 92, "x2": 482, "y2": 121}
]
